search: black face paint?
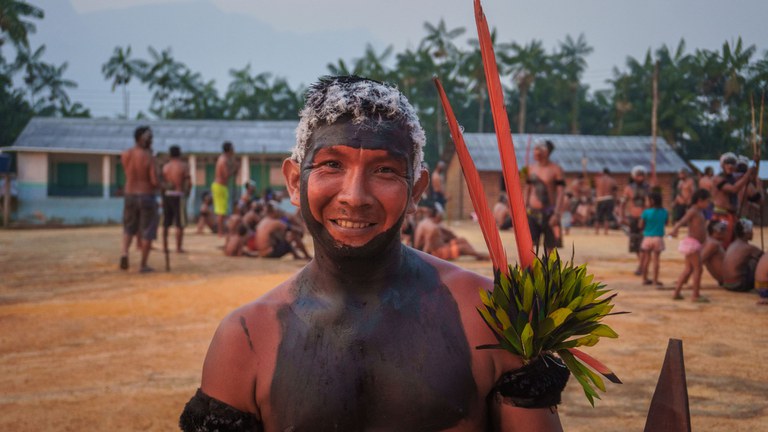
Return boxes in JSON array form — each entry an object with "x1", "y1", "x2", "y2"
[
  {"x1": 299, "y1": 118, "x2": 415, "y2": 278},
  {"x1": 270, "y1": 247, "x2": 478, "y2": 430}
]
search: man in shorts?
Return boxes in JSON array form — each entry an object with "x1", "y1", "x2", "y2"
[
  {"x1": 212, "y1": 141, "x2": 239, "y2": 237},
  {"x1": 180, "y1": 76, "x2": 567, "y2": 431},
  {"x1": 161, "y1": 145, "x2": 191, "y2": 253},
  {"x1": 120, "y1": 126, "x2": 159, "y2": 273},
  {"x1": 594, "y1": 167, "x2": 618, "y2": 235},
  {"x1": 620, "y1": 165, "x2": 651, "y2": 274},
  {"x1": 524, "y1": 139, "x2": 566, "y2": 255}
]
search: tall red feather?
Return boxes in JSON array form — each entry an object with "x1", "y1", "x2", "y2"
[
  {"x1": 474, "y1": 0, "x2": 534, "y2": 268},
  {"x1": 434, "y1": 78, "x2": 508, "y2": 273}
]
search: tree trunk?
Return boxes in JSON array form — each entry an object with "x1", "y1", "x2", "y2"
[{"x1": 518, "y1": 87, "x2": 527, "y2": 134}]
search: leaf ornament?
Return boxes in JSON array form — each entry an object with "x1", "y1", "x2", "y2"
[{"x1": 431, "y1": 0, "x2": 624, "y2": 406}]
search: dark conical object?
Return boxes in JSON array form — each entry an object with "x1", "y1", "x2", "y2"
[{"x1": 644, "y1": 338, "x2": 691, "y2": 432}]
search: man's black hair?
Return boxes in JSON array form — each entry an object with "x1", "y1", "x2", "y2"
[
  {"x1": 649, "y1": 191, "x2": 663, "y2": 208},
  {"x1": 170, "y1": 145, "x2": 181, "y2": 158},
  {"x1": 134, "y1": 125, "x2": 151, "y2": 142},
  {"x1": 691, "y1": 188, "x2": 710, "y2": 204},
  {"x1": 603, "y1": 167, "x2": 610, "y2": 174},
  {"x1": 222, "y1": 141, "x2": 233, "y2": 153}
]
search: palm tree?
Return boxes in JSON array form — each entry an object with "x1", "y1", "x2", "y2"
[
  {"x1": 421, "y1": 19, "x2": 466, "y2": 158},
  {"x1": 11, "y1": 42, "x2": 45, "y2": 106},
  {"x1": 556, "y1": 34, "x2": 593, "y2": 134},
  {"x1": 225, "y1": 64, "x2": 271, "y2": 119},
  {"x1": 460, "y1": 29, "x2": 501, "y2": 133},
  {"x1": 101, "y1": 45, "x2": 147, "y2": 118},
  {"x1": 353, "y1": 43, "x2": 394, "y2": 82},
  {"x1": 143, "y1": 46, "x2": 183, "y2": 117},
  {"x1": 0, "y1": 0, "x2": 43, "y2": 48},
  {"x1": 499, "y1": 39, "x2": 549, "y2": 133}
]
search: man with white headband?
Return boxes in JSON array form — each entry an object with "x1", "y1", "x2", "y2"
[
  {"x1": 180, "y1": 76, "x2": 567, "y2": 431},
  {"x1": 620, "y1": 165, "x2": 651, "y2": 275},
  {"x1": 524, "y1": 139, "x2": 566, "y2": 254},
  {"x1": 712, "y1": 152, "x2": 755, "y2": 248}
]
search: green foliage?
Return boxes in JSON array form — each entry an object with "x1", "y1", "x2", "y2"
[{"x1": 477, "y1": 249, "x2": 624, "y2": 406}]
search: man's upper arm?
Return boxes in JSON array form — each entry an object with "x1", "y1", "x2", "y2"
[{"x1": 200, "y1": 312, "x2": 259, "y2": 414}]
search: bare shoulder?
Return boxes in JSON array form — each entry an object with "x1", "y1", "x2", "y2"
[{"x1": 200, "y1": 277, "x2": 297, "y2": 413}]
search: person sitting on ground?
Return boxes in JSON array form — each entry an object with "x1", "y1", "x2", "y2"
[
  {"x1": 638, "y1": 191, "x2": 668, "y2": 287},
  {"x1": 722, "y1": 219, "x2": 764, "y2": 292},
  {"x1": 752, "y1": 251, "x2": 768, "y2": 305},
  {"x1": 669, "y1": 189, "x2": 712, "y2": 302},
  {"x1": 414, "y1": 204, "x2": 489, "y2": 261},
  {"x1": 196, "y1": 192, "x2": 216, "y2": 234},
  {"x1": 242, "y1": 201, "x2": 264, "y2": 253},
  {"x1": 224, "y1": 223, "x2": 258, "y2": 257},
  {"x1": 701, "y1": 220, "x2": 727, "y2": 285},
  {"x1": 493, "y1": 194, "x2": 513, "y2": 230},
  {"x1": 254, "y1": 201, "x2": 302, "y2": 259}
]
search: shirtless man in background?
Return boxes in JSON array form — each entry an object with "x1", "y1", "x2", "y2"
[
  {"x1": 414, "y1": 204, "x2": 489, "y2": 261},
  {"x1": 119, "y1": 126, "x2": 159, "y2": 273},
  {"x1": 431, "y1": 160, "x2": 447, "y2": 210},
  {"x1": 620, "y1": 165, "x2": 651, "y2": 274},
  {"x1": 712, "y1": 152, "x2": 754, "y2": 248},
  {"x1": 254, "y1": 201, "x2": 299, "y2": 259},
  {"x1": 701, "y1": 220, "x2": 727, "y2": 285},
  {"x1": 672, "y1": 168, "x2": 695, "y2": 223},
  {"x1": 161, "y1": 145, "x2": 191, "y2": 253},
  {"x1": 594, "y1": 168, "x2": 618, "y2": 235},
  {"x1": 524, "y1": 139, "x2": 565, "y2": 255},
  {"x1": 212, "y1": 141, "x2": 239, "y2": 237},
  {"x1": 722, "y1": 219, "x2": 763, "y2": 292}
]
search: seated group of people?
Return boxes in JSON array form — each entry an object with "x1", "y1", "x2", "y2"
[
  {"x1": 195, "y1": 185, "x2": 311, "y2": 260},
  {"x1": 402, "y1": 200, "x2": 489, "y2": 261}
]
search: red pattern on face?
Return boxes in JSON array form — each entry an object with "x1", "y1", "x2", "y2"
[{"x1": 306, "y1": 145, "x2": 411, "y2": 248}]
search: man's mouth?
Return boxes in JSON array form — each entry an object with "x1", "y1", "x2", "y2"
[{"x1": 332, "y1": 219, "x2": 375, "y2": 229}]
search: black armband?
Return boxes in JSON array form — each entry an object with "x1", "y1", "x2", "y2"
[
  {"x1": 749, "y1": 192, "x2": 761, "y2": 203},
  {"x1": 179, "y1": 388, "x2": 262, "y2": 432},
  {"x1": 555, "y1": 179, "x2": 566, "y2": 186},
  {"x1": 494, "y1": 354, "x2": 570, "y2": 408}
]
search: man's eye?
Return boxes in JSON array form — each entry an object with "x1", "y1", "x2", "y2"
[{"x1": 317, "y1": 160, "x2": 341, "y2": 169}]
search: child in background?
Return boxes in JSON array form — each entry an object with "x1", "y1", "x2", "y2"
[
  {"x1": 669, "y1": 189, "x2": 712, "y2": 302},
  {"x1": 639, "y1": 191, "x2": 668, "y2": 287}
]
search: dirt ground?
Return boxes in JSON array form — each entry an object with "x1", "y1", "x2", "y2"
[{"x1": 0, "y1": 223, "x2": 766, "y2": 431}]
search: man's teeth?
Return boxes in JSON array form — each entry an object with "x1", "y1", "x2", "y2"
[{"x1": 336, "y1": 220, "x2": 371, "y2": 229}]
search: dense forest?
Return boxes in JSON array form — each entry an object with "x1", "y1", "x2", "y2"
[{"x1": 2, "y1": 1, "x2": 767, "y2": 166}]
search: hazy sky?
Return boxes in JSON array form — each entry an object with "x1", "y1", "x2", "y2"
[{"x1": 16, "y1": 0, "x2": 768, "y2": 117}]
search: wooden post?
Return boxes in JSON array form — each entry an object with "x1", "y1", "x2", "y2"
[
  {"x1": 3, "y1": 173, "x2": 10, "y2": 228},
  {"x1": 651, "y1": 60, "x2": 659, "y2": 186},
  {"x1": 644, "y1": 339, "x2": 691, "y2": 432}
]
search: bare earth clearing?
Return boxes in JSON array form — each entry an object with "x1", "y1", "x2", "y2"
[{"x1": 0, "y1": 223, "x2": 766, "y2": 431}]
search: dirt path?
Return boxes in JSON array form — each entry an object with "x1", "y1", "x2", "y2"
[{"x1": 0, "y1": 224, "x2": 766, "y2": 431}]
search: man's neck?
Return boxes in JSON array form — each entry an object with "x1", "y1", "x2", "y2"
[{"x1": 306, "y1": 240, "x2": 405, "y2": 295}]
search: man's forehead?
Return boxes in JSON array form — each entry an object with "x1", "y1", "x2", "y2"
[{"x1": 306, "y1": 120, "x2": 412, "y2": 161}]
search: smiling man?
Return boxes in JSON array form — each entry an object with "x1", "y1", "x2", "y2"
[{"x1": 179, "y1": 76, "x2": 566, "y2": 432}]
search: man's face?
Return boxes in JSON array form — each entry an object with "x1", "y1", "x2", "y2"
[
  {"x1": 533, "y1": 145, "x2": 548, "y2": 161},
  {"x1": 633, "y1": 172, "x2": 646, "y2": 183},
  {"x1": 723, "y1": 160, "x2": 736, "y2": 174},
  {"x1": 284, "y1": 119, "x2": 427, "y2": 255},
  {"x1": 140, "y1": 130, "x2": 153, "y2": 149}
]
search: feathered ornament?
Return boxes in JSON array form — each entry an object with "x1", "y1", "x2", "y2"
[{"x1": 431, "y1": 0, "x2": 624, "y2": 406}]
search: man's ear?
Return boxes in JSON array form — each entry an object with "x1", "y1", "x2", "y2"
[
  {"x1": 407, "y1": 168, "x2": 430, "y2": 214},
  {"x1": 282, "y1": 158, "x2": 301, "y2": 206}
]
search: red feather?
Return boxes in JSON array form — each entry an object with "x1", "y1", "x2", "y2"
[
  {"x1": 474, "y1": 0, "x2": 534, "y2": 269},
  {"x1": 434, "y1": 78, "x2": 508, "y2": 273}
]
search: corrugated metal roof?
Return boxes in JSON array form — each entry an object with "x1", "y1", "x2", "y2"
[
  {"x1": 8, "y1": 117, "x2": 298, "y2": 155},
  {"x1": 463, "y1": 133, "x2": 689, "y2": 174}
]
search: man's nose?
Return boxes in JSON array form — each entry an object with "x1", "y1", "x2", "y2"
[{"x1": 337, "y1": 166, "x2": 372, "y2": 207}]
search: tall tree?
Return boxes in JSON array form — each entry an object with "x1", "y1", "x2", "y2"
[
  {"x1": 142, "y1": 46, "x2": 183, "y2": 117},
  {"x1": 556, "y1": 34, "x2": 593, "y2": 134},
  {"x1": 101, "y1": 45, "x2": 147, "y2": 118},
  {"x1": 0, "y1": 0, "x2": 43, "y2": 48},
  {"x1": 499, "y1": 39, "x2": 549, "y2": 133}
]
